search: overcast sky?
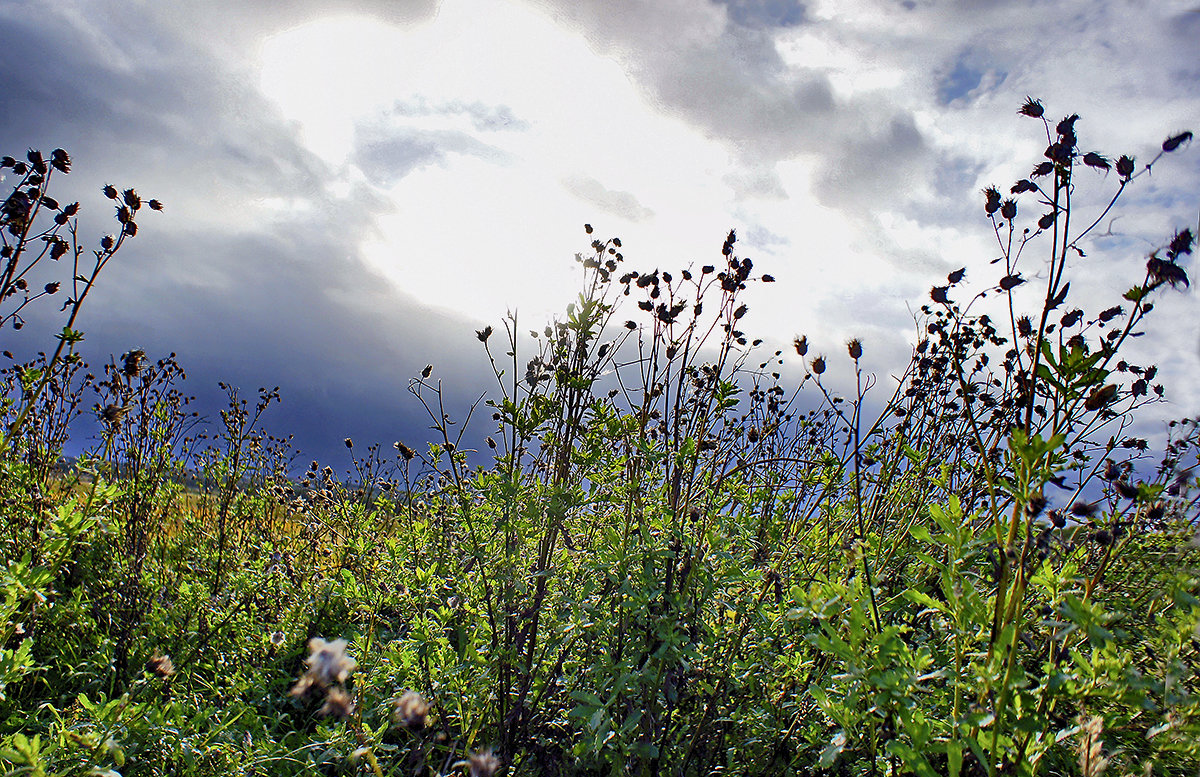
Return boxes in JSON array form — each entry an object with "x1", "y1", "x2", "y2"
[{"x1": 1, "y1": 0, "x2": 1197, "y2": 467}]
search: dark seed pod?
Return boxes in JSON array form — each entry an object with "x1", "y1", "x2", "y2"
[
  {"x1": 1162, "y1": 131, "x2": 1193, "y2": 153},
  {"x1": 1018, "y1": 97, "x2": 1044, "y2": 118}
]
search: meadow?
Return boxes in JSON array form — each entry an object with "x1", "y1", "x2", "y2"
[{"x1": 0, "y1": 103, "x2": 1198, "y2": 776}]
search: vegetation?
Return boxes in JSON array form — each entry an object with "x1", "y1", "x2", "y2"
[{"x1": 0, "y1": 104, "x2": 1197, "y2": 776}]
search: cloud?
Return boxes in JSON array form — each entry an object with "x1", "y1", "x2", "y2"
[
  {"x1": 0, "y1": 0, "x2": 501, "y2": 465},
  {"x1": 562, "y1": 175, "x2": 655, "y2": 221},
  {"x1": 388, "y1": 98, "x2": 531, "y2": 133},
  {"x1": 714, "y1": 0, "x2": 809, "y2": 29},
  {"x1": 3, "y1": 0, "x2": 1197, "y2": 470}
]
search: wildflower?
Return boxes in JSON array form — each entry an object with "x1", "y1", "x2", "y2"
[
  {"x1": 468, "y1": 749, "x2": 501, "y2": 777},
  {"x1": 146, "y1": 651, "x2": 175, "y2": 678},
  {"x1": 270, "y1": 630, "x2": 285, "y2": 647},
  {"x1": 392, "y1": 690, "x2": 430, "y2": 731}
]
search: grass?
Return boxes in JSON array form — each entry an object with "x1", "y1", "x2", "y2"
[{"x1": 0, "y1": 105, "x2": 1197, "y2": 776}]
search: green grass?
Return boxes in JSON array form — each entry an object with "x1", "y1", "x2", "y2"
[{"x1": 0, "y1": 105, "x2": 1197, "y2": 776}]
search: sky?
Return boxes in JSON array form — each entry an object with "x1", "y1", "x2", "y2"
[{"x1": 1, "y1": 0, "x2": 1197, "y2": 467}]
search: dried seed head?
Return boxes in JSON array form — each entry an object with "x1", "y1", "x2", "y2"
[
  {"x1": 50, "y1": 148, "x2": 71, "y2": 173},
  {"x1": 100, "y1": 404, "x2": 127, "y2": 425},
  {"x1": 291, "y1": 637, "x2": 356, "y2": 697},
  {"x1": 983, "y1": 186, "x2": 1002, "y2": 214},
  {"x1": 1018, "y1": 97, "x2": 1044, "y2": 118},
  {"x1": 122, "y1": 349, "x2": 145, "y2": 378},
  {"x1": 793, "y1": 335, "x2": 808, "y2": 356},
  {"x1": 476, "y1": 325, "x2": 493, "y2": 343},
  {"x1": 421, "y1": 365, "x2": 433, "y2": 379},
  {"x1": 319, "y1": 686, "x2": 355, "y2": 719},
  {"x1": 847, "y1": 339, "x2": 862, "y2": 360},
  {"x1": 1114, "y1": 480, "x2": 1139, "y2": 500},
  {"x1": 146, "y1": 651, "x2": 175, "y2": 678},
  {"x1": 392, "y1": 690, "x2": 430, "y2": 731},
  {"x1": 811, "y1": 356, "x2": 826, "y2": 375},
  {"x1": 1162, "y1": 131, "x2": 1193, "y2": 153},
  {"x1": 468, "y1": 749, "x2": 502, "y2": 777},
  {"x1": 1070, "y1": 501, "x2": 1097, "y2": 518}
]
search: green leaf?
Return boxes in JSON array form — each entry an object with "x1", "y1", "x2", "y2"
[
  {"x1": 819, "y1": 731, "x2": 847, "y2": 769},
  {"x1": 902, "y1": 589, "x2": 948, "y2": 614},
  {"x1": 947, "y1": 740, "x2": 963, "y2": 777}
]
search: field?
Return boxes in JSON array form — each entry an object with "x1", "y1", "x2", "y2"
[{"x1": 0, "y1": 106, "x2": 1198, "y2": 776}]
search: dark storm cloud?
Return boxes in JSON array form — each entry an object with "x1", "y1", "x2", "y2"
[
  {"x1": 561, "y1": 175, "x2": 655, "y2": 222},
  {"x1": 0, "y1": 0, "x2": 494, "y2": 465}
]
